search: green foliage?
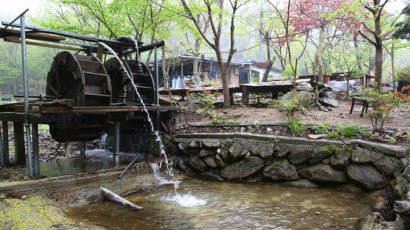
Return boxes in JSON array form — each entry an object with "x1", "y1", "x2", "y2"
[
  {"x1": 289, "y1": 117, "x2": 306, "y2": 136},
  {"x1": 276, "y1": 97, "x2": 300, "y2": 124},
  {"x1": 364, "y1": 131, "x2": 372, "y2": 139},
  {"x1": 312, "y1": 121, "x2": 329, "y2": 134},
  {"x1": 395, "y1": 65, "x2": 410, "y2": 82},
  {"x1": 361, "y1": 88, "x2": 405, "y2": 134},
  {"x1": 389, "y1": 137, "x2": 396, "y2": 145},
  {"x1": 393, "y1": 3, "x2": 410, "y2": 40},
  {"x1": 327, "y1": 130, "x2": 340, "y2": 139},
  {"x1": 340, "y1": 125, "x2": 363, "y2": 138},
  {"x1": 322, "y1": 144, "x2": 340, "y2": 153}
]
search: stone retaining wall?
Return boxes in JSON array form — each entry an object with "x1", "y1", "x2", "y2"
[{"x1": 171, "y1": 133, "x2": 410, "y2": 225}]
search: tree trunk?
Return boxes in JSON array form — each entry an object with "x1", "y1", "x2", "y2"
[
  {"x1": 262, "y1": 35, "x2": 272, "y2": 82},
  {"x1": 353, "y1": 35, "x2": 364, "y2": 73},
  {"x1": 317, "y1": 25, "x2": 325, "y2": 83},
  {"x1": 216, "y1": 52, "x2": 231, "y2": 107},
  {"x1": 193, "y1": 38, "x2": 201, "y2": 85},
  {"x1": 391, "y1": 44, "x2": 395, "y2": 91},
  {"x1": 374, "y1": 9, "x2": 383, "y2": 90}
]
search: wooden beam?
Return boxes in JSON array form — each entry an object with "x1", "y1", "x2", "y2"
[
  {"x1": 14, "y1": 122, "x2": 25, "y2": 166},
  {"x1": 0, "y1": 28, "x2": 66, "y2": 42},
  {"x1": 5, "y1": 36, "x2": 83, "y2": 52}
]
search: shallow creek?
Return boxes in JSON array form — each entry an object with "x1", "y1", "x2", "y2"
[{"x1": 66, "y1": 176, "x2": 376, "y2": 230}]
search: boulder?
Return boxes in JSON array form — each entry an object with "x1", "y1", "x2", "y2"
[
  {"x1": 188, "y1": 140, "x2": 200, "y2": 149},
  {"x1": 321, "y1": 98, "x2": 339, "y2": 108},
  {"x1": 215, "y1": 154, "x2": 225, "y2": 168},
  {"x1": 203, "y1": 156, "x2": 218, "y2": 168},
  {"x1": 286, "y1": 179, "x2": 318, "y2": 188},
  {"x1": 374, "y1": 156, "x2": 402, "y2": 177},
  {"x1": 273, "y1": 143, "x2": 292, "y2": 157},
  {"x1": 202, "y1": 139, "x2": 221, "y2": 149},
  {"x1": 288, "y1": 145, "x2": 314, "y2": 165},
  {"x1": 177, "y1": 157, "x2": 187, "y2": 171},
  {"x1": 299, "y1": 164, "x2": 347, "y2": 183},
  {"x1": 309, "y1": 147, "x2": 334, "y2": 164},
  {"x1": 295, "y1": 82, "x2": 314, "y2": 92},
  {"x1": 279, "y1": 91, "x2": 315, "y2": 109},
  {"x1": 199, "y1": 149, "x2": 214, "y2": 158},
  {"x1": 330, "y1": 150, "x2": 350, "y2": 169},
  {"x1": 228, "y1": 139, "x2": 251, "y2": 159},
  {"x1": 263, "y1": 159, "x2": 298, "y2": 181},
  {"x1": 347, "y1": 164, "x2": 388, "y2": 190},
  {"x1": 351, "y1": 147, "x2": 383, "y2": 163},
  {"x1": 250, "y1": 140, "x2": 274, "y2": 158},
  {"x1": 201, "y1": 171, "x2": 223, "y2": 181},
  {"x1": 221, "y1": 156, "x2": 264, "y2": 180},
  {"x1": 188, "y1": 155, "x2": 207, "y2": 172}
]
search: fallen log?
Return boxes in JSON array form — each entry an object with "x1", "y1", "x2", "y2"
[
  {"x1": 121, "y1": 187, "x2": 148, "y2": 197},
  {"x1": 100, "y1": 187, "x2": 143, "y2": 211}
]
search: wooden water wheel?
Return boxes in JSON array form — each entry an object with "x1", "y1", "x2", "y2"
[
  {"x1": 104, "y1": 58, "x2": 155, "y2": 105},
  {"x1": 46, "y1": 51, "x2": 112, "y2": 142}
]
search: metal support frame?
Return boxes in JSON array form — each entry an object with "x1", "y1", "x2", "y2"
[
  {"x1": 2, "y1": 121, "x2": 9, "y2": 166},
  {"x1": 21, "y1": 14, "x2": 34, "y2": 178},
  {"x1": 32, "y1": 124, "x2": 39, "y2": 176}
]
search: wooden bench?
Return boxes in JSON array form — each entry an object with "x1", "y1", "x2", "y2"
[{"x1": 350, "y1": 97, "x2": 369, "y2": 117}]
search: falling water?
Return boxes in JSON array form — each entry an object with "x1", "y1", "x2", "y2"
[{"x1": 98, "y1": 42, "x2": 174, "y2": 179}]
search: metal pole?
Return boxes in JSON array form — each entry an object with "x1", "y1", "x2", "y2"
[
  {"x1": 32, "y1": 124, "x2": 39, "y2": 176},
  {"x1": 155, "y1": 46, "x2": 160, "y2": 131},
  {"x1": 21, "y1": 15, "x2": 33, "y2": 178}
]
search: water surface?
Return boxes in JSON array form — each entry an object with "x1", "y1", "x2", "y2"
[{"x1": 66, "y1": 177, "x2": 375, "y2": 230}]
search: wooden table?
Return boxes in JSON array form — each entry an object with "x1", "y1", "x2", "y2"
[{"x1": 350, "y1": 97, "x2": 369, "y2": 117}]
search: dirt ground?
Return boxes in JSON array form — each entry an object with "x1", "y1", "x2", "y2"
[{"x1": 181, "y1": 99, "x2": 409, "y2": 132}]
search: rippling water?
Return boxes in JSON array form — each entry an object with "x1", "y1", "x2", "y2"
[{"x1": 66, "y1": 177, "x2": 375, "y2": 230}]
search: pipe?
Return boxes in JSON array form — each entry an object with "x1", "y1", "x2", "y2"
[{"x1": 21, "y1": 15, "x2": 34, "y2": 178}]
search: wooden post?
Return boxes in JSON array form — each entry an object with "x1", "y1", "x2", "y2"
[
  {"x1": 80, "y1": 141, "x2": 86, "y2": 171},
  {"x1": 14, "y1": 122, "x2": 25, "y2": 166},
  {"x1": 242, "y1": 86, "x2": 249, "y2": 105},
  {"x1": 97, "y1": 44, "x2": 103, "y2": 60},
  {"x1": 32, "y1": 124, "x2": 40, "y2": 176},
  {"x1": 2, "y1": 121, "x2": 9, "y2": 166}
]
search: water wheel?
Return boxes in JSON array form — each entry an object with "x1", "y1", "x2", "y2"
[
  {"x1": 104, "y1": 58, "x2": 155, "y2": 105},
  {"x1": 46, "y1": 51, "x2": 112, "y2": 142}
]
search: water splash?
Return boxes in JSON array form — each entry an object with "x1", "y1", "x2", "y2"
[
  {"x1": 162, "y1": 192, "x2": 207, "y2": 208},
  {"x1": 98, "y1": 42, "x2": 173, "y2": 178},
  {"x1": 150, "y1": 163, "x2": 180, "y2": 190}
]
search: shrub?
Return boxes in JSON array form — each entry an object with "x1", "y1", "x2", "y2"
[
  {"x1": 361, "y1": 88, "x2": 405, "y2": 134},
  {"x1": 289, "y1": 117, "x2": 306, "y2": 136},
  {"x1": 340, "y1": 125, "x2": 363, "y2": 138},
  {"x1": 312, "y1": 122, "x2": 329, "y2": 134},
  {"x1": 276, "y1": 97, "x2": 300, "y2": 124},
  {"x1": 326, "y1": 130, "x2": 340, "y2": 139}
]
